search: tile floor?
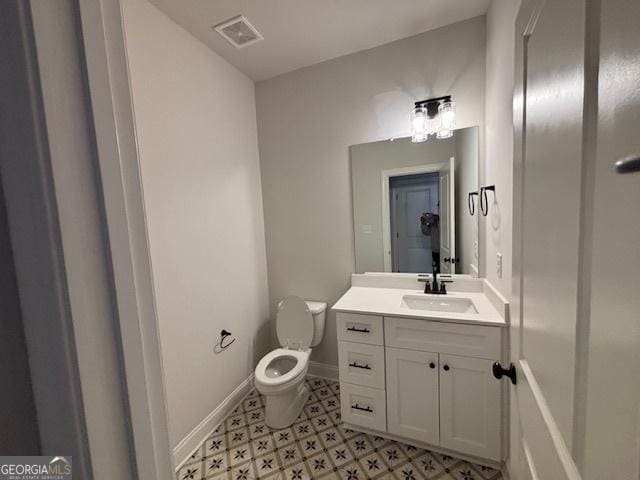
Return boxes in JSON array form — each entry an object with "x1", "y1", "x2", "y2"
[{"x1": 177, "y1": 377, "x2": 502, "y2": 480}]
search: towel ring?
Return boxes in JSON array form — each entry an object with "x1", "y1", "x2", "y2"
[
  {"x1": 480, "y1": 185, "x2": 496, "y2": 216},
  {"x1": 468, "y1": 191, "x2": 478, "y2": 216}
]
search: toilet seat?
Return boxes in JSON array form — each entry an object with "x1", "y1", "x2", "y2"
[{"x1": 254, "y1": 348, "x2": 310, "y2": 388}]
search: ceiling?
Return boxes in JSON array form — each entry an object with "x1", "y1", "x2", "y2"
[{"x1": 147, "y1": 0, "x2": 491, "y2": 82}]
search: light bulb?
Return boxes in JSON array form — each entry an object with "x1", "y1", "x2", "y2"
[
  {"x1": 438, "y1": 101, "x2": 456, "y2": 130},
  {"x1": 411, "y1": 106, "x2": 428, "y2": 142}
]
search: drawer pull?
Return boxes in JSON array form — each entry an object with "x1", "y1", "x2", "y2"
[
  {"x1": 347, "y1": 326, "x2": 371, "y2": 333},
  {"x1": 351, "y1": 403, "x2": 373, "y2": 413},
  {"x1": 348, "y1": 362, "x2": 371, "y2": 370}
]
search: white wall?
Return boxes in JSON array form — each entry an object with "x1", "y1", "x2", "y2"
[
  {"x1": 257, "y1": 17, "x2": 486, "y2": 366},
  {"x1": 484, "y1": 0, "x2": 520, "y2": 297},
  {"x1": 121, "y1": 0, "x2": 270, "y2": 448}
]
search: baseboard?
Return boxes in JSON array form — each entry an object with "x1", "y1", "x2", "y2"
[
  {"x1": 307, "y1": 361, "x2": 339, "y2": 381},
  {"x1": 173, "y1": 374, "x2": 254, "y2": 469}
]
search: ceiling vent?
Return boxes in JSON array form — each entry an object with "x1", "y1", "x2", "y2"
[{"x1": 213, "y1": 15, "x2": 263, "y2": 48}]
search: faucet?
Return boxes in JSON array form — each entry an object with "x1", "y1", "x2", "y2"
[
  {"x1": 431, "y1": 261, "x2": 439, "y2": 292},
  {"x1": 417, "y1": 261, "x2": 451, "y2": 295}
]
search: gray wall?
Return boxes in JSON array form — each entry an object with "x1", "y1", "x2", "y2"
[
  {"x1": 483, "y1": 0, "x2": 519, "y2": 296},
  {"x1": 122, "y1": 0, "x2": 270, "y2": 448},
  {"x1": 350, "y1": 136, "x2": 456, "y2": 273},
  {"x1": 257, "y1": 17, "x2": 486, "y2": 366},
  {"x1": 0, "y1": 176, "x2": 40, "y2": 455}
]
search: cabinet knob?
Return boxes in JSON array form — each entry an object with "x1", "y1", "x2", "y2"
[
  {"x1": 429, "y1": 362, "x2": 436, "y2": 369},
  {"x1": 443, "y1": 365, "x2": 450, "y2": 371},
  {"x1": 492, "y1": 361, "x2": 517, "y2": 384}
]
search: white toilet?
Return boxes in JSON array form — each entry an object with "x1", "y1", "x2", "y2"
[{"x1": 254, "y1": 296, "x2": 327, "y2": 429}]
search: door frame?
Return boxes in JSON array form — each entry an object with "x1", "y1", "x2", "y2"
[
  {"x1": 77, "y1": 0, "x2": 174, "y2": 477},
  {"x1": 1, "y1": 0, "x2": 173, "y2": 478},
  {"x1": 381, "y1": 163, "x2": 446, "y2": 272}
]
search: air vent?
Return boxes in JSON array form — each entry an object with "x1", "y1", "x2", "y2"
[{"x1": 213, "y1": 15, "x2": 263, "y2": 48}]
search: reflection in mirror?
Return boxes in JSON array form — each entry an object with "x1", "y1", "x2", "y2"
[{"x1": 351, "y1": 126, "x2": 479, "y2": 274}]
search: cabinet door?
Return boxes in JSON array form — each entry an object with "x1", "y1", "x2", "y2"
[
  {"x1": 439, "y1": 354, "x2": 501, "y2": 460},
  {"x1": 385, "y1": 347, "x2": 439, "y2": 444}
]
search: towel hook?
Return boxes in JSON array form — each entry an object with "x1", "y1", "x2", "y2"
[
  {"x1": 480, "y1": 185, "x2": 496, "y2": 216},
  {"x1": 468, "y1": 191, "x2": 478, "y2": 216},
  {"x1": 218, "y1": 329, "x2": 235, "y2": 350}
]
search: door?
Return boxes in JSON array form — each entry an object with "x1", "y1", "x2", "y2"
[
  {"x1": 439, "y1": 157, "x2": 455, "y2": 273},
  {"x1": 385, "y1": 347, "x2": 439, "y2": 445},
  {"x1": 511, "y1": 1, "x2": 586, "y2": 478},
  {"x1": 439, "y1": 354, "x2": 501, "y2": 461},
  {"x1": 390, "y1": 174, "x2": 438, "y2": 272},
  {"x1": 579, "y1": 0, "x2": 640, "y2": 477}
]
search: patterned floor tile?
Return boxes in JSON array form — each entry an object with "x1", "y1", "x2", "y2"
[
  {"x1": 175, "y1": 377, "x2": 502, "y2": 480},
  {"x1": 392, "y1": 460, "x2": 427, "y2": 480},
  {"x1": 411, "y1": 451, "x2": 445, "y2": 479},
  {"x1": 178, "y1": 461, "x2": 204, "y2": 480}
]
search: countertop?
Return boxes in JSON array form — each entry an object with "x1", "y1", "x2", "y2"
[{"x1": 332, "y1": 286, "x2": 507, "y2": 327}]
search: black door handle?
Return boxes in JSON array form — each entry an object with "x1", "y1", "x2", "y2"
[
  {"x1": 429, "y1": 362, "x2": 436, "y2": 369},
  {"x1": 492, "y1": 362, "x2": 517, "y2": 384},
  {"x1": 614, "y1": 155, "x2": 640, "y2": 174},
  {"x1": 443, "y1": 365, "x2": 450, "y2": 371}
]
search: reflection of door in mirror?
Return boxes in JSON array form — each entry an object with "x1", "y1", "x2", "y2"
[
  {"x1": 439, "y1": 157, "x2": 455, "y2": 274},
  {"x1": 389, "y1": 173, "x2": 439, "y2": 273}
]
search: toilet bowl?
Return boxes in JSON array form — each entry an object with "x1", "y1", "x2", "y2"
[{"x1": 254, "y1": 296, "x2": 326, "y2": 429}]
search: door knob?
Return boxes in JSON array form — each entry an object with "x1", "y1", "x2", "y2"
[
  {"x1": 492, "y1": 362, "x2": 517, "y2": 384},
  {"x1": 443, "y1": 365, "x2": 450, "y2": 371},
  {"x1": 429, "y1": 362, "x2": 436, "y2": 369},
  {"x1": 614, "y1": 154, "x2": 640, "y2": 174}
]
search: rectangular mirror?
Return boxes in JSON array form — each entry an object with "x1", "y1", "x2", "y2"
[{"x1": 351, "y1": 126, "x2": 479, "y2": 274}]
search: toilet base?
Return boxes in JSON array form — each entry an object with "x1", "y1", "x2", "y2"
[{"x1": 263, "y1": 380, "x2": 309, "y2": 429}]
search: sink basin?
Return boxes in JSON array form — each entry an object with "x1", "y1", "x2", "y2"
[{"x1": 401, "y1": 294, "x2": 478, "y2": 314}]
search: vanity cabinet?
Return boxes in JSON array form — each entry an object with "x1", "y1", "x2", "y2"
[
  {"x1": 438, "y1": 354, "x2": 501, "y2": 460},
  {"x1": 337, "y1": 311, "x2": 503, "y2": 463},
  {"x1": 385, "y1": 347, "x2": 439, "y2": 445}
]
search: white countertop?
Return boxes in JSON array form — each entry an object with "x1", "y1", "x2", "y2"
[{"x1": 332, "y1": 286, "x2": 507, "y2": 327}]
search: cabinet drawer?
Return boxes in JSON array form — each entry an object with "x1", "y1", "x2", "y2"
[
  {"x1": 336, "y1": 312, "x2": 383, "y2": 345},
  {"x1": 338, "y1": 341, "x2": 385, "y2": 389},
  {"x1": 385, "y1": 316, "x2": 500, "y2": 359},
  {"x1": 340, "y1": 382, "x2": 386, "y2": 432}
]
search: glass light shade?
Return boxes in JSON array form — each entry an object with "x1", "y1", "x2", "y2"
[
  {"x1": 411, "y1": 106, "x2": 428, "y2": 142},
  {"x1": 439, "y1": 101, "x2": 456, "y2": 131},
  {"x1": 426, "y1": 115, "x2": 440, "y2": 136},
  {"x1": 436, "y1": 128, "x2": 453, "y2": 139}
]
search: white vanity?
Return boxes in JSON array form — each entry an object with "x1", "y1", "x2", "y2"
[{"x1": 332, "y1": 273, "x2": 508, "y2": 465}]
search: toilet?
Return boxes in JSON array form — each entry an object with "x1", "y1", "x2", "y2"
[{"x1": 254, "y1": 296, "x2": 327, "y2": 429}]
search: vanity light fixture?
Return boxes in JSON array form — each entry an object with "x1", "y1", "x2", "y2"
[{"x1": 411, "y1": 95, "x2": 456, "y2": 142}]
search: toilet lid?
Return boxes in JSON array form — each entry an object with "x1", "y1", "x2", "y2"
[{"x1": 276, "y1": 296, "x2": 313, "y2": 350}]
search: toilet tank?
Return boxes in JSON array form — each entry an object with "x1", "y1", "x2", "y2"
[{"x1": 304, "y1": 300, "x2": 327, "y2": 347}]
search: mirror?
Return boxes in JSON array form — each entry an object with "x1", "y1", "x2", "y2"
[{"x1": 351, "y1": 126, "x2": 479, "y2": 274}]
